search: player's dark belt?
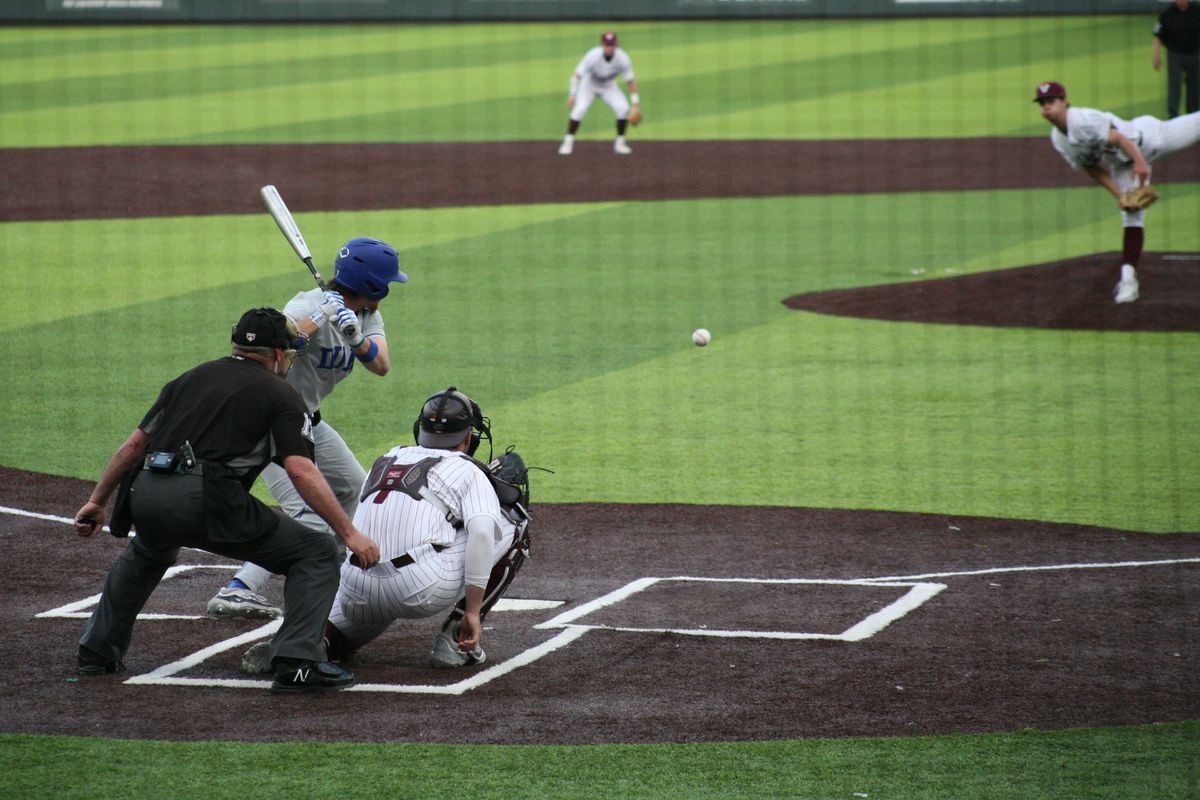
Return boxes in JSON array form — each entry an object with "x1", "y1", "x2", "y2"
[
  {"x1": 311, "y1": 409, "x2": 322, "y2": 426},
  {"x1": 352, "y1": 543, "x2": 447, "y2": 569}
]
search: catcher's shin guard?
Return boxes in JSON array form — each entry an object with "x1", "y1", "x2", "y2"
[{"x1": 442, "y1": 509, "x2": 530, "y2": 631}]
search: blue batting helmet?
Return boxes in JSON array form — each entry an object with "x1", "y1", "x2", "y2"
[{"x1": 332, "y1": 237, "x2": 407, "y2": 300}]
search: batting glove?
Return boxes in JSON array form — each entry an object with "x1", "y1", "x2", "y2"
[{"x1": 334, "y1": 306, "x2": 363, "y2": 343}]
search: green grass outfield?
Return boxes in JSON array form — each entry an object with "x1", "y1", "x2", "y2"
[{"x1": 2, "y1": 17, "x2": 1197, "y2": 799}]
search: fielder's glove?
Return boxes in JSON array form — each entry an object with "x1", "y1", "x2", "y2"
[
  {"x1": 1120, "y1": 184, "x2": 1158, "y2": 211},
  {"x1": 627, "y1": 104, "x2": 643, "y2": 126}
]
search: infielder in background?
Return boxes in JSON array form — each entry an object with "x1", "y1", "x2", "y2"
[
  {"x1": 243, "y1": 387, "x2": 532, "y2": 673},
  {"x1": 558, "y1": 31, "x2": 640, "y2": 156},
  {"x1": 207, "y1": 237, "x2": 406, "y2": 619},
  {"x1": 1035, "y1": 80, "x2": 1200, "y2": 303}
]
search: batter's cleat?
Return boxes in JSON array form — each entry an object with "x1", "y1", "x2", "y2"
[
  {"x1": 206, "y1": 587, "x2": 282, "y2": 620},
  {"x1": 77, "y1": 648, "x2": 125, "y2": 676},
  {"x1": 1114, "y1": 276, "x2": 1140, "y2": 304},
  {"x1": 429, "y1": 628, "x2": 486, "y2": 668},
  {"x1": 240, "y1": 641, "x2": 273, "y2": 675},
  {"x1": 613, "y1": 137, "x2": 632, "y2": 155},
  {"x1": 558, "y1": 137, "x2": 574, "y2": 155},
  {"x1": 269, "y1": 659, "x2": 355, "y2": 694}
]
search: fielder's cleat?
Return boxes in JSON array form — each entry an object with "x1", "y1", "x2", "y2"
[
  {"x1": 240, "y1": 641, "x2": 273, "y2": 675},
  {"x1": 206, "y1": 587, "x2": 282, "y2": 620},
  {"x1": 613, "y1": 138, "x2": 632, "y2": 155},
  {"x1": 1114, "y1": 277, "x2": 1140, "y2": 304},
  {"x1": 428, "y1": 627, "x2": 486, "y2": 668},
  {"x1": 269, "y1": 659, "x2": 355, "y2": 694},
  {"x1": 558, "y1": 138, "x2": 574, "y2": 156}
]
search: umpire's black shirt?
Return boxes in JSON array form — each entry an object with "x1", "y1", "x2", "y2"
[
  {"x1": 135, "y1": 356, "x2": 315, "y2": 541},
  {"x1": 1157, "y1": 3, "x2": 1200, "y2": 56}
]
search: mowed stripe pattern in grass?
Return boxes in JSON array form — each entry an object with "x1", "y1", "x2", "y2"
[{"x1": 0, "y1": 17, "x2": 1165, "y2": 146}]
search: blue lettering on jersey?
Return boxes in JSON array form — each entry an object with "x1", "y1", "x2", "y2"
[{"x1": 318, "y1": 346, "x2": 355, "y2": 373}]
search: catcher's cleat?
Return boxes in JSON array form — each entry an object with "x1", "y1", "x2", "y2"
[
  {"x1": 613, "y1": 137, "x2": 632, "y2": 155},
  {"x1": 269, "y1": 659, "x2": 355, "y2": 694},
  {"x1": 207, "y1": 587, "x2": 282, "y2": 620},
  {"x1": 240, "y1": 641, "x2": 273, "y2": 675},
  {"x1": 429, "y1": 628, "x2": 486, "y2": 668}
]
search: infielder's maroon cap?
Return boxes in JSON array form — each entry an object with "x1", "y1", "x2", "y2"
[
  {"x1": 601, "y1": 31, "x2": 618, "y2": 46},
  {"x1": 1033, "y1": 81, "x2": 1067, "y2": 102}
]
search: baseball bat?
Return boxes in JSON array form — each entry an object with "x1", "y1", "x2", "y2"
[{"x1": 259, "y1": 185, "x2": 359, "y2": 341}]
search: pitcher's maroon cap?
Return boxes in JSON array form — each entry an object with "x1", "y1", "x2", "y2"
[{"x1": 1033, "y1": 81, "x2": 1067, "y2": 102}]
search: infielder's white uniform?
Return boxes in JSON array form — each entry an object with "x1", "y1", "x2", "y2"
[
  {"x1": 328, "y1": 445, "x2": 515, "y2": 650},
  {"x1": 1051, "y1": 106, "x2": 1200, "y2": 226},
  {"x1": 570, "y1": 46, "x2": 636, "y2": 122},
  {"x1": 232, "y1": 287, "x2": 387, "y2": 592}
]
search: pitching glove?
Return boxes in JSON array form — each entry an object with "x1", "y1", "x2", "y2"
[{"x1": 1120, "y1": 184, "x2": 1158, "y2": 211}]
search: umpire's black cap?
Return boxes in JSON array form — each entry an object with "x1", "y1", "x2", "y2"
[{"x1": 231, "y1": 307, "x2": 297, "y2": 349}]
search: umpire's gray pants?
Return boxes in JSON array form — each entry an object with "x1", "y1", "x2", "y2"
[
  {"x1": 234, "y1": 419, "x2": 365, "y2": 592},
  {"x1": 81, "y1": 473, "x2": 341, "y2": 666}
]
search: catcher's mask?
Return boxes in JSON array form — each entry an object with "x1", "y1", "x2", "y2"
[{"x1": 413, "y1": 386, "x2": 491, "y2": 458}]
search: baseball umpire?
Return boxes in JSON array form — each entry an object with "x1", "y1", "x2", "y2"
[
  {"x1": 73, "y1": 307, "x2": 380, "y2": 693},
  {"x1": 242, "y1": 387, "x2": 532, "y2": 673}
]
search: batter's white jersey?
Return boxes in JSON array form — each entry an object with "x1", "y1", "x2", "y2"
[
  {"x1": 329, "y1": 445, "x2": 514, "y2": 648},
  {"x1": 283, "y1": 288, "x2": 387, "y2": 414}
]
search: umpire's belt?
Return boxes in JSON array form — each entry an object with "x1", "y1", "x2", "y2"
[{"x1": 353, "y1": 543, "x2": 447, "y2": 569}]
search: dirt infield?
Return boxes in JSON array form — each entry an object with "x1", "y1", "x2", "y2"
[
  {"x1": 2, "y1": 138, "x2": 1198, "y2": 744},
  {"x1": 2, "y1": 467, "x2": 1198, "y2": 745}
]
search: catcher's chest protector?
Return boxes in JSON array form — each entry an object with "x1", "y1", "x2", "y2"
[{"x1": 361, "y1": 455, "x2": 442, "y2": 504}]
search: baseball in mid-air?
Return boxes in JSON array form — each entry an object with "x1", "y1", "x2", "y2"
[{"x1": 692, "y1": 328, "x2": 711, "y2": 347}]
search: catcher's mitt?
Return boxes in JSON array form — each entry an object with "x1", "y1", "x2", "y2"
[
  {"x1": 627, "y1": 103, "x2": 643, "y2": 126},
  {"x1": 1120, "y1": 184, "x2": 1158, "y2": 211},
  {"x1": 489, "y1": 447, "x2": 530, "y2": 508}
]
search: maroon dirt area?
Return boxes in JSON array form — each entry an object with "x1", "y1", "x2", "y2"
[
  {"x1": 3, "y1": 137, "x2": 1199, "y2": 221},
  {"x1": 786, "y1": 251, "x2": 1200, "y2": 332},
  {"x1": 1, "y1": 468, "x2": 1198, "y2": 745}
]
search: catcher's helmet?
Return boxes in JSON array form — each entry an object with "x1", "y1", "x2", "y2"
[
  {"x1": 332, "y1": 237, "x2": 407, "y2": 301},
  {"x1": 601, "y1": 31, "x2": 618, "y2": 46},
  {"x1": 413, "y1": 386, "x2": 491, "y2": 457}
]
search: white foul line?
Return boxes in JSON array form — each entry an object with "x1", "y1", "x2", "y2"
[{"x1": 858, "y1": 557, "x2": 1200, "y2": 583}]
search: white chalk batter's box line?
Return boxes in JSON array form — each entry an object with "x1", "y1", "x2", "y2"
[{"x1": 37, "y1": 557, "x2": 1200, "y2": 695}]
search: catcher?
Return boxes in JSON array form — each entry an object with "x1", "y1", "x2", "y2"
[
  {"x1": 241, "y1": 387, "x2": 534, "y2": 673},
  {"x1": 1035, "y1": 80, "x2": 1200, "y2": 303}
]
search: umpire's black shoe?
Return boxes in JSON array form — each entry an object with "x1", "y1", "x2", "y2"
[
  {"x1": 77, "y1": 648, "x2": 125, "y2": 676},
  {"x1": 269, "y1": 658, "x2": 355, "y2": 694}
]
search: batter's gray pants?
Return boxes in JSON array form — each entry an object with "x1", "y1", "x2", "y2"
[{"x1": 233, "y1": 419, "x2": 365, "y2": 592}]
